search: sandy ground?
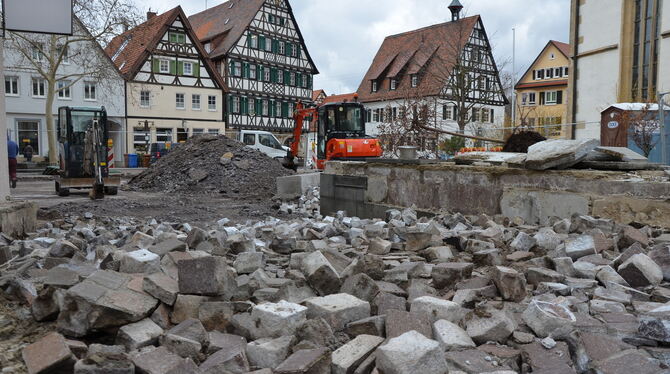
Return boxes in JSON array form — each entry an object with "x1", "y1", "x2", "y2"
[{"x1": 11, "y1": 176, "x2": 293, "y2": 226}]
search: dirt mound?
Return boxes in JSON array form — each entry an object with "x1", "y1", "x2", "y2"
[
  {"x1": 503, "y1": 131, "x2": 547, "y2": 153},
  {"x1": 128, "y1": 135, "x2": 294, "y2": 198}
]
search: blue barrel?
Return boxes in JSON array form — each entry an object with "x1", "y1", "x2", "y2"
[{"x1": 128, "y1": 154, "x2": 138, "y2": 168}]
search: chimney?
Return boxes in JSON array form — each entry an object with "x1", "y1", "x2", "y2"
[
  {"x1": 448, "y1": 0, "x2": 463, "y2": 21},
  {"x1": 147, "y1": 11, "x2": 157, "y2": 20}
]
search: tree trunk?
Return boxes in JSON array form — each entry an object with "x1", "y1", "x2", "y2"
[{"x1": 45, "y1": 80, "x2": 58, "y2": 166}]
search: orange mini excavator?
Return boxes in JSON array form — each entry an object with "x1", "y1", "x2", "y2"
[{"x1": 282, "y1": 95, "x2": 383, "y2": 171}]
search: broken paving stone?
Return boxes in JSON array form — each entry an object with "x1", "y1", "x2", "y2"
[
  {"x1": 520, "y1": 341, "x2": 575, "y2": 373},
  {"x1": 522, "y1": 300, "x2": 576, "y2": 338},
  {"x1": 143, "y1": 272, "x2": 178, "y2": 306},
  {"x1": 119, "y1": 249, "x2": 160, "y2": 274},
  {"x1": 466, "y1": 307, "x2": 517, "y2": 344},
  {"x1": 432, "y1": 319, "x2": 476, "y2": 351},
  {"x1": 376, "y1": 330, "x2": 448, "y2": 374},
  {"x1": 178, "y1": 256, "x2": 235, "y2": 296},
  {"x1": 618, "y1": 253, "x2": 663, "y2": 287},
  {"x1": 619, "y1": 225, "x2": 650, "y2": 249},
  {"x1": 305, "y1": 293, "x2": 371, "y2": 331},
  {"x1": 526, "y1": 267, "x2": 565, "y2": 286},
  {"x1": 331, "y1": 334, "x2": 384, "y2": 374},
  {"x1": 492, "y1": 266, "x2": 527, "y2": 302},
  {"x1": 116, "y1": 318, "x2": 163, "y2": 350},
  {"x1": 22, "y1": 332, "x2": 75, "y2": 374},
  {"x1": 367, "y1": 237, "x2": 392, "y2": 255},
  {"x1": 340, "y1": 273, "x2": 381, "y2": 302},
  {"x1": 251, "y1": 300, "x2": 308, "y2": 338},
  {"x1": 48, "y1": 239, "x2": 79, "y2": 258},
  {"x1": 161, "y1": 318, "x2": 209, "y2": 361},
  {"x1": 525, "y1": 138, "x2": 599, "y2": 170},
  {"x1": 372, "y1": 291, "x2": 406, "y2": 315},
  {"x1": 130, "y1": 346, "x2": 191, "y2": 374},
  {"x1": 148, "y1": 238, "x2": 186, "y2": 256},
  {"x1": 638, "y1": 316, "x2": 670, "y2": 343},
  {"x1": 385, "y1": 309, "x2": 432, "y2": 339},
  {"x1": 565, "y1": 235, "x2": 597, "y2": 260},
  {"x1": 247, "y1": 335, "x2": 295, "y2": 369},
  {"x1": 234, "y1": 252, "x2": 265, "y2": 274},
  {"x1": 431, "y1": 262, "x2": 474, "y2": 289},
  {"x1": 302, "y1": 251, "x2": 342, "y2": 296},
  {"x1": 275, "y1": 348, "x2": 332, "y2": 374},
  {"x1": 410, "y1": 296, "x2": 466, "y2": 324},
  {"x1": 511, "y1": 231, "x2": 536, "y2": 252},
  {"x1": 199, "y1": 338, "x2": 250, "y2": 373},
  {"x1": 345, "y1": 315, "x2": 385, "y2": 337},
  {"x1": 198, "y1": 301, "x2": 236, "y2": 332}
]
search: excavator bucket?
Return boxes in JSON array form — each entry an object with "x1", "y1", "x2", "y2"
[
  {"x1": 281, "y1": 155, "x2": 298, "y2": 172},
  {"x1": 89, "y1": 182, "x2": 104, "y2": 200}
]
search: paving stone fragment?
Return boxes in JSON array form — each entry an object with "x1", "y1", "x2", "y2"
[
  {"x1": 302, "y1": 251, "x2": 341, "y2": 296},
  {"x1": 148, "y1": 238, "x2": 186, "y2": 256},
  {"x1": 161, "y1": 318, "x2": 209, "y2": 360},
  {"x1": 565, "y1": 235, "x2": 597, "y2": 260},
  {"x1": 305, "y1": 293, "x2": 371, "y2": 331},
  {"x1": 207, "y1": 331, "x2": 247, "y2": 355},
  {"x1": 368, "y1": 237, "x2": 392, "y2": 255},
  {"x1": 527, "y1": 267, "x2": 565, "y2": 286},
  {"x1": 432, "y1": 319, "x2": 476, "y2": 351},
  {"x1": 198, "y1": 301, "x2": 236, "y2": 331},
  {"x1": 22, "y1": 332, "x2": 75, "y2": 374},
  {"x1": 618, "y1": 254, "x2": 663, "y2": 287},
  {"x1": 492, "y1": 266, "x2": 527, "y2": 302},
  {"x1": 178, "y1": 256, "x2": 235, "y2": 296},
  {"x1": 340, "y1": 273, "x2": 380, "y2": 302},
  {"x1": 385, "y1": 309, "x2": 432, "y2": 339},
  {"x1": 376, "y1": 330, "x2": 447, "y2": 374},
  {"x1": 247, "y1": 335, "x2": 295, "y2": 369},
  {"x1": 234, "y1": 252, "x2": 265, "y2": 274},
  {"x1": 331, "y1": 334, "x2": 384, "y2": 374},
  {"x1": 522, "y1": 300, "x2": 576, "y2": 338},
  {"x1": 410, "y1": 296, "x2": 466, "y2": 323},
  {"x1": 520, "y1": 341, "x2": 575, "y2": 373},
  {"x1": 130, "y1": 347, "x2": 189, "y2": 374},
  {"x1": 199, "y1": 338, "x2": 250, "y2": 373},
  {"x1": 431, "y1": 262, "x2": 474, "y2": 289},
  {"x1": 466, "y1": 307, "x2": 517, "y2": 344},
  {"x1": 251, "y1": 300, "x2": 308, "y2": 338},
  {"x1": 275, "y1": 348, "x2": 331, "y2": 374},
  {"x1": 116, "y1": 318, "x2": 163, "y2": 350},
  {"x1": 171, "y1": 294, "x2": 209, "y2": 324},
  {"x1": 119, "y1": 249, "x2": 160, "y2": 274},
  {"x1": 143, "y1": 272, "x2": 178, "y2": 306}
]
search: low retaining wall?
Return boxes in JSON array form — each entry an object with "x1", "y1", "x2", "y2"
[{"x1": 321, "y1": 161, "x2": 670, "y2": 228}]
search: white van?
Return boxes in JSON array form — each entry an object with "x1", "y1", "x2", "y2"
[{"x1": 238, "y1": 130, "x2": 289, "y2": 159}]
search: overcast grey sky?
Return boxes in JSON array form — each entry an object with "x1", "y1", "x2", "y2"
[{"x1": 134, "y1": 0, "x2": 570, "y2": 94}]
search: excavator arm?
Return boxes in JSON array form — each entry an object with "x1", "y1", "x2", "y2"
[{"x1": 282, "y1": 101, "x2": 317, "y2": 171}]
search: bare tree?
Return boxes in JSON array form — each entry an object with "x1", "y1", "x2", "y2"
[
  {"x1": 4, "y1": 0, "x2": 141, "y2": 164},
  {"x1": 623, "y1": 104, "x2": 660, "y2": 157}
]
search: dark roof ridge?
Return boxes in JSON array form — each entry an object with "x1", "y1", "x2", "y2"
[{"x1": 384, "y1": 15, "x2": 480, "y2": 40}]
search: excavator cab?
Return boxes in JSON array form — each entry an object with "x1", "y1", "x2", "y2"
[
  {"x1": 284, "y1": 100, "x2": 382, "y2": 171},
  {"x1": 55, "y1": 106, "x2": 120, "y2": 199}
]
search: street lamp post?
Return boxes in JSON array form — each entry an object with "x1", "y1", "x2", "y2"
[{"x1": 659, "y1": 92, "x2": 670, "y2": 165}]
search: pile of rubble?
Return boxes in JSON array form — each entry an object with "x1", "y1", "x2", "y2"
[
  {"x1": 457, "y1": 138, "x2": 668, "y2": 172},
  {"x1": 3, "y1": 204, "x2": 670, "y2": 373},
  {"x1": 128, "y1": 135, "x2": 294, "y2": 198}
]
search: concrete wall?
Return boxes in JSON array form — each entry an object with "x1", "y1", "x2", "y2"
[{"x1": 321, "y1": 161, "x2": 670, "y2": 228}]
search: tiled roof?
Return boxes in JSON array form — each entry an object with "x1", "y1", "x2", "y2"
[
  {"x1": 105, "y1": 8, "x2": 179, "y2": 79},
  {"x1": 321, "y1": 93, "x2": 358, "y2": 105},
  {"x1": 188, "y1": 0, "x2": 264, "y2": 59},
  {"x1": 515, "y1": 80, "x2": 568, "y2": 89},
  {"x1": 312, "y1": 89, "x2": 326, "y2": 101},
  {"x1": 551, "y1": 40, "x2": 571, "y2": 58},
  {"x1": 356, "y1": 16, "x2": 479, "y2": 103}
]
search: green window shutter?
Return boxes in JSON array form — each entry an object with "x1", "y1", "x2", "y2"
[
  {"x1": 259, "y1": 66, "x2": 265, "y2": 81},
  {"x1": 256, "y1": 98, "x2": 262, "y2": 114},
  {"x1": 269, "y1": 14, "x2": 274, "y2": 24},
  {"x1": 286, "y1": 43, "x2": 292, "y2": 57},
  {"x1": 296, "y1": 72, "x2": 302, "y2": 87},
  {"x1": 280, "y1": 17, "x2": 285, "y2": 26},
  {"x1": 177, "y1": 61, "x2": 184, "y2": 75},
  {"x1": 152, "y1": 59, "x2": 160, "y2": 73},
  {"x1": 229, "y1": 61, "x2": 235, "y2": 76},
  {"x1": 228, "y1": 96, "x2": 233, "y2": 113},
  {"x1": 169, "y1": 60, "x2": 176, "y2": 75},
  {"x1": 242, "y1": 97, "x2": 248, "y2": 115},
  {"x1": 247, "y1": 32, "x2": 253, "y2": 47},
  {"x1": 284, "y1": 70, "x2": 290, "y2": 84},
  {"x1": 169, "y1": 33, "x2": 175, "y2": 43},
  {"x1": 242, "y1": 63, "x2": 248, "y2": 79},
  {"x1": 296, "y1": 45, "x2": 301, "y2": 58},
  {"x1": 258, "y1": 35, "x2": 265, "y2": 49},
  {"x1": 273, "y1": 40, "x2": 279, "y2": 54},
  {"x1": 269, "y1": 100, "x2": 275, "y2": 117},
  {"x1": 195, "y1": 63, "x2": 200, "y2": 77},
  {"x1": 282, "y1": 102, "x2": 288, "y2": 118}
]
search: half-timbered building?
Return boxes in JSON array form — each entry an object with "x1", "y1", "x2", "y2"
[
  {"x1": 189, "y1": 0, "x2": 318, "y2": 139},
  {"x1": 105, "y1": 7, "x2": 225, "y2": 154},
  {"x1": 357, "y1": 1, "x2": 507, "y2": 149}
]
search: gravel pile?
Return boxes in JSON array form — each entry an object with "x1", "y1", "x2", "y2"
[{"x1": 128, "y1": 135, "x2": 294, "y2": 198}]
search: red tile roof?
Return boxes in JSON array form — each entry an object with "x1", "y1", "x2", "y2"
[
  {"x1": 105, "y1": 8, "x2": 180, "y2": 79},
  {"x1": 321, "y1": 93, "x2": 358, "y2": 105},
  {"x1": 514, "y1": 40, "x2": 571, "y2": 89},
  {"x1": 551, "y1": 40, "x2": 571, "y2": 58},
  {"x1": 356, "y1": 16, "x2": 480, "y2": 103},
  {"x1": 312, "y1": 89, "x2": 326, "y2": 102}
]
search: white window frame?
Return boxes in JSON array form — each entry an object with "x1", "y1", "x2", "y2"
[
  {"x1": 545, "y1": 91, "x2": 558, "y2": 105},
  {"x1": 372, "y1": 81, "x2": 377, "y2": 92},
  {"x1": 156, "y1": 128, "x2": 173, "y2": 143},
  {"x1": 289, "y1": 72, "x2": 296, "y2": 86},
  {"x1": 192, "y1": 128, "x2": 205, "y2": 136},
  {"x1": 159, "y1": 59, "x2": 170, "y2": 74},
  {"x1": 140, "y1": 90, "x2": 151, "y2": 108},
  {"x1": 5, "y1": 76, "x2": 19, "y2": 96},
  {"x1": 183, "y1": 62, "x2": 193, "y2": 76},
  {"x1": 481, "y1": 108, "x2": 490, "y2": 123},
  {"x1": 233, "y1": 61, "x2": 242, "y2": 77},
  {"x1": 275, "y1": 101, "x2": 281, "y2": 118},
  {"x1": 84, "y1": 82, "x2": 97, "y2": 101},
  {"x1": 192, "y1": 94, "x2": 201, "y2": 110},
  {"x1": 262, "y1": 100, "x2": 269, "y2": 116},
  {"x1": 176, "y1": 93, "x2": 185, "y2": 109},
  {"x1": 279, "y1": 41, "x2": 285, "y2": 55},
  {"x1": 57, "y1": 80, "x2": 71, "y2": 99},
  {"x1": 208, "y1": 129, "x2": 220, "y2": 135},
  {"x1": 554, "y1": 67, "x2": 561, "y2": 77},
  {"x1": 208, "y1": 95, "x2": 217, "y2": 111},
  {"x1": 563, "y1": 67, "x2": 569, "y2": 77},
  {"x1": 411, "y1": 75, "x2": 418, "y2": 88},
  {"x1": 32, "y1": 78, "x2": 46, "y2": 98},
  {"x1": 249, "y1": 98, "x2": 256, "y2": 115},
  {"x1": 232, "y1": 96, "x2": 240, "y2": 114},
  {"x1": 390, "y1": 79, "x2": 397, "y2": 90},
  {"x1": 250, "y1": 34, "x2": 258, "y2": 49},
  {"x1": 277, "y1": 69, "x2": 284, "y2": 84},
  {"x1": 528, "y1": 92, "x2": 536, "y2": 105},
  {"x1": 31, "y1": 44, "x2": 44, "y2": 61},
  {"x1": 265, "y1": 37, "x2": 272, "y2": 52},
  {"x1": 59, "y1": 45, "x2": 69, "y2": 64},
  {"x1": 250, "y1": 64, "x2": 257, "y2": 80}
]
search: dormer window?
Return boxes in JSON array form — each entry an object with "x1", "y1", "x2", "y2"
[
  {"x1": 411, "y1": 75, "x2": 418, "y2": 87},
  {"x1": 372, "y1": 81, "x2": 378, "y2": 92},
  {"x1": 390, "y1": 79, "x2": 397, "y2": 90}
]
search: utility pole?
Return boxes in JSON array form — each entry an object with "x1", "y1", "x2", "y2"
[
  {"x1": 660, "y1": 91, "x2": 670, "y2": 165},
  {"x1": 512, "y1": 28, "x2": 516, "y2": 128}
]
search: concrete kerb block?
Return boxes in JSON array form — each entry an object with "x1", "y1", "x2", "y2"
[{"x1": 277, "y1": 173, "x2": 321, "y2": 200}]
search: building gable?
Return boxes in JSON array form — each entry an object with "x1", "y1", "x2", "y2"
[{"x1": 516, "y1": 41, "x2": 570, "y2": 89}]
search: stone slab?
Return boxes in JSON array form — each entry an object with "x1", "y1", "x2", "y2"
[{"x1": 277, "y1": 173, "x2": 321, "y2": 200}]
